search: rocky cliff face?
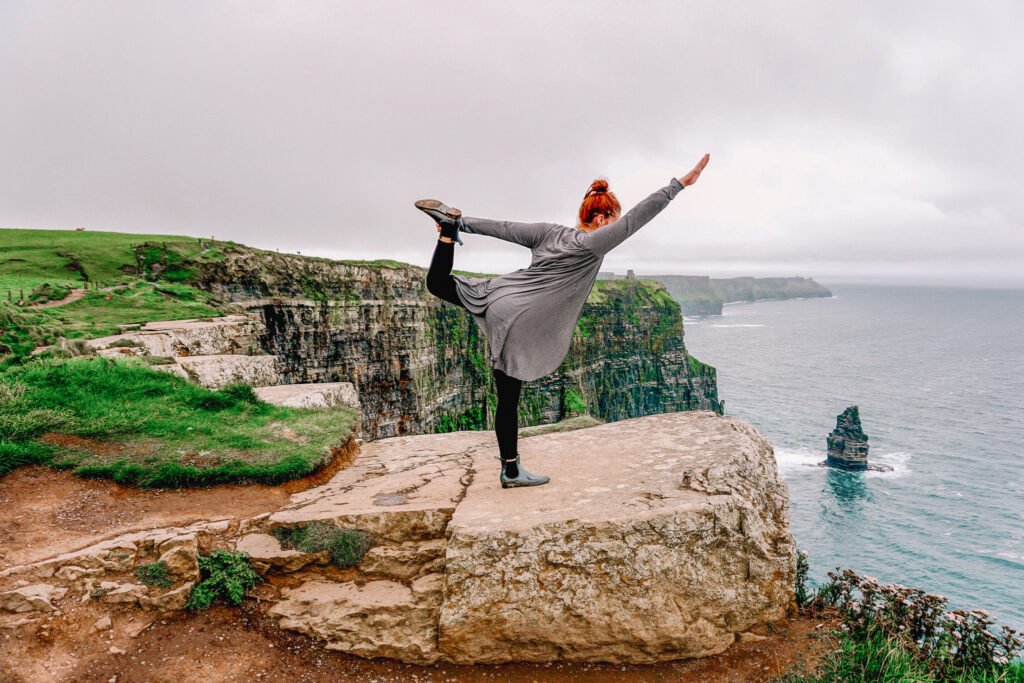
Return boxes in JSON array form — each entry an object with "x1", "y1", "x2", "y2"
[{"x1": 171, "y1": 244, "x2": 718, "y2": 441}]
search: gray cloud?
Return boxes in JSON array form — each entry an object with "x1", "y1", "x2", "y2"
[{"x1": 2, "y1": 1, "x2": 1021, "y2": 286}]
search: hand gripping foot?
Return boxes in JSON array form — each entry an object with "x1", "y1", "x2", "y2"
[{"x1": 499, "y1": 453, "x2": 550, "y2": 489}]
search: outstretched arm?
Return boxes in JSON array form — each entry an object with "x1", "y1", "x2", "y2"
[
  {"x1": 580, "y1": 154, "x2": 710, "y2": 257},
  {"x1": 579, "y1": 178, "x2": 684, "y2": 257},
  {"x1": 458, "y1": 217, "x2": 554, "y2": 250}
]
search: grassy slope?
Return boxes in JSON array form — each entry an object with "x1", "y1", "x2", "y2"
[
  {"x1": 0, "y1": 356, "x2": 358, "y2": 487},
  {"x1": 0, "y1": 227, "x2": 207, "y2": 291},
  {"x1": 0, "y1": 228, "x2": 365, "y2": 486}
]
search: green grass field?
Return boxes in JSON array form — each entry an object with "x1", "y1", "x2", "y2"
[
  {"x1": 0, "y1": 356, "x2": 359, "y2": 487},
  {"x1": 0, "y1": 228, "x2": 222, "y2": 292}
]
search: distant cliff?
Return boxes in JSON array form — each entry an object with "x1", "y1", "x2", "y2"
[
  {"x1": 142, "y1": 243, "x2": 721, "y2": 440},
  {"x1": 599, "y1": 272, "x2": 832, "y2": 315},
  {"x1": 709, "y1": 276, "x2": 832, "y2": 305}
]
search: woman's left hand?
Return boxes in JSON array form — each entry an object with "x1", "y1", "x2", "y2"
[{"x1": 679, "y1": 153, "x2": 710, "y2": 187}]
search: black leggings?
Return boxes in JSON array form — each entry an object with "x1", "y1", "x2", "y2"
[{"x1": 426, "y1": 238, "x2": 523, "y2": 459}]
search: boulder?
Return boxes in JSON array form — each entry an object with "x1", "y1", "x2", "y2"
[
  {"x1": 234, "y1": 533, "x2": 328, "y2": 574},
  {"x1": 160, "y1": 354, "x2": 280, "y2": 389},
  {"x1": 358, "y1": 539, "x2": 446, "y2": 581},
  {"x1": 157, "y1": 533, "x2": 200, "y2": 581},
  {"x1": 0, "y1": 584, "x2": 67, "y2": 613},
  {"x1": 437, "y1": 411, "x2": 796, "y2": 664},
  {"x1": 265, "y1": 429, "x2": 478, "y2": 543},
  {"x1": 269, "y1": 578, "x2": 443, "y2": 665},
  {"x1": 93, "y1": 581, "x2": 147, "y2": 605},
  {"x1": 87, "y1": 315, "x2": 263, "y2": 357},
  {"x1": 254, "y1": 382, "x2": 360, "y2": 411},
  {"x1": 139, "y1": 582, "x2": 195, "y2": 612},
  {"x1": 263, "y1": 412, "x2": 794, "y2": 665}
]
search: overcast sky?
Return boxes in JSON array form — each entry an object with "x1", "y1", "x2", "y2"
[{"x1": 2, "y1": 1, "x2": 1022, "y2": 287}]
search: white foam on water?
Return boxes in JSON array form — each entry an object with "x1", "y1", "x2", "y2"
[
  {"x1": 774, "y1": 446, "x2": 825, "y2": 471},
  {"x1": 880, "y1": 451, "x2": 913, "y2": 464},
  {"x1": 773, "y1": 446, "x2": 912, "y2": 478},
  {"x1": 864, "y1": 451, "x2": 913, "y2": 478}
]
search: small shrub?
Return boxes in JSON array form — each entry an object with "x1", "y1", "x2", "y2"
[
  {"x1": 221, "y1": 383, "x2": 261, "y2": 405},
  {"x1": 135, "y1": 560, "x2": 173, "y2": 589},
  {"x1": 60, "y1": 338, "x2": 94, "y2": 357},
  {"x1": 808, "y1": 567, "x2": 1024, "y2": 681},
  {"x1": 184, "y1": 549, "x2": 261, "y2": 611},
  {"x1": 185, "y1": 383, "x2": 261, "y2": 412},
  {"x1": 563, "y1": 388, "x2": 588, "y2": 417},
  {"x1": 107, "y1": 338, "x2": 143, "y2": 349},
  {"x1": 271, "y1": 521, "x2": 374, "y2": 568},
  {"x1": 794, "y1": 548, "x2": 811, "y2": 608}
]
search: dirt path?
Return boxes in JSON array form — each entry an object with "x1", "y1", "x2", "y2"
[
  {"x1": 26, "y1": 288, "x2": 88, "y2": 308},
  {"x1": 0, "y1": 438, "x2": 357, "y2": 568},
  {"x1": 1, "y1": 598, "x2": 839, "y2": 683},
  {"x1": 25, "y1": 283, "x2": 129, "y2": 309}
]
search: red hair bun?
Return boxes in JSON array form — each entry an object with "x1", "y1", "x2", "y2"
[{"x1": 578, "y1": 177, "x2": 621, "y2": 226}]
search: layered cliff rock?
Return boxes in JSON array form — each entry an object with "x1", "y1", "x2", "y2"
[{"x1": 134, "y1": 243, "x2": 720, "y2": 440}]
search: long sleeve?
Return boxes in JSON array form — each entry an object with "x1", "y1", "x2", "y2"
[
  {"x1": 580, "y1": 177, "x2": 685, "y2": 257},
  {"x1": 460, "y1": 217, "x2": 555, "y2": 250}
]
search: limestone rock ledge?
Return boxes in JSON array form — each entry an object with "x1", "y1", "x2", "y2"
[
  {"x1": 261, "y1": 411, "x2": 794, "y2": 665},
  {"x1": 437, "y1": 411, "x2": 795, "y2": 664}
]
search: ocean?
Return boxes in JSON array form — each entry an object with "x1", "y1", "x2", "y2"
[{"x1": 682, "y1": 283, "x2": 1024, "y2": 633}]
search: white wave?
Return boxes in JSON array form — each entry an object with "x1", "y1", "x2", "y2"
[
  {"x1": 774, "y1": 446, "x2": 912, "y2": 478},
  {"x1": 774, "y1": 447, "x2": 826, "y2": 470},
  {"x1": 876, "y1": 450, "x2": 913, "y2": 464}
]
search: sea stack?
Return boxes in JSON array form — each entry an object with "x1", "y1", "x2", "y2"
[{"x1": 825, "y1": 405, "x2": 869, "y2": 470}]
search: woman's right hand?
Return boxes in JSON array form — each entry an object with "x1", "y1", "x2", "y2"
[{"x1": 679, "y1": 153, "x2": 710, "y2": 187}]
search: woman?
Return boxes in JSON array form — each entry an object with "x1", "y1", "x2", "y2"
[{"x1": 417, "y1": 153, "x2": 710, "y2": 489}]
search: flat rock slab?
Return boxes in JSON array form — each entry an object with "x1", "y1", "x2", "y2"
[
  {"x1": 263, "y1": 430, "x2": 492, "y2": 543},
  {"x1": 254, "y1": 382, "x2": 360, "y2": 411},
  {"x1": 438, "y1": 411, "x2": 796, "y2": 664}
]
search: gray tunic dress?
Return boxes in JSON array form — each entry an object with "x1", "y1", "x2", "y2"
[{"x1": 451, "y1": 177, "x2": 686, "y2": 381}]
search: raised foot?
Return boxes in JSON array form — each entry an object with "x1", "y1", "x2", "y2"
[{"x1": 414, "y1": 199, "x2": 462, "y2": 220}]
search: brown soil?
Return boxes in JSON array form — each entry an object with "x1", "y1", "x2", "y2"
[
  {"x1": 0, "y1": 435, "x2": 359, "y2": 568},
  {"x1": 0, "y1": 597, "x2": 840, "y2": 683},
  {"x1": 25, "y1": 288, "x2": 89, "y2": 308}
]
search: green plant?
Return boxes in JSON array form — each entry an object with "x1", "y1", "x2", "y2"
[
  {"x1": 135, "y1": 560, "x2": 173, "y2": 589},
  {"x1": 795, "y1": 548, "x2": 811, "y2": 608},
  {"x1": 271, "y1": 521, "x2": 374, "y2": 568},
  {"x1": 806, "y1": 568, "x2": 1024, "y2": 681},
  {"x1": 184, "y1": 550, "x2": 261, "y2": 610},
  {"x1": 563, "y1": 388, "x2": 588, "y2": 417},
  {"x1": 107, "y1": 338, "x2": 143, "y2": 349}
]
